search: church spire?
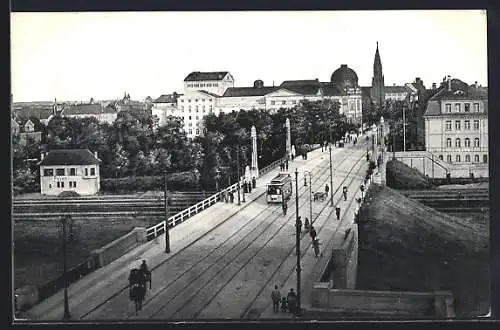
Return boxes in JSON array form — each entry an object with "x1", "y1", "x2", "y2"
[{"x1": 371, "y1": 42, "x2": 385, "y2": 106}]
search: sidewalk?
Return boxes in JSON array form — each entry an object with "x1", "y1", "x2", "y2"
[{"x1": 24, "y1": 147, "x2": 328, "y2": 321}]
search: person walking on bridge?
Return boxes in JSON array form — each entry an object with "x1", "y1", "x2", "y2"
[
  {"x1": 282, "y1": 199, "x2": 288, "y2": 216},
  {"x1": 342, "y1": 186, "x2": 348, "y2": 201},
  {"x1": 335, "y1": 206, "x2": 341, "y2": 220},
  {"x1": 309, "y1": 225, "x2": 317, "y2": 241},
  {"x1": 325, "y1": 184, "x2": 330, "y2": 196},
  {"x1": 271, "y1": 285, "x2": 281, "y2": 313},
  {"x1": 287, "y1": 288, "x2": 297, "y2": 315}
]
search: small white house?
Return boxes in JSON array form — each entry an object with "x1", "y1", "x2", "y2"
[{"x1": 37, "y1": 149, "x2": 101, "y2": 196}]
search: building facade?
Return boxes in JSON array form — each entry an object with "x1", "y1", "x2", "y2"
[
  {"x1": 423, "y1": 77, "x2": 488, "y2": 165},
  {"x1": 38, "y1": 149, "x2": 101, "y2": 196},
  {"x1": 152, "y1": 93, "x2": 181, "y2": 126}
]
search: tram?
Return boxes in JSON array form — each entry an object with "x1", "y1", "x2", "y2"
[{"x1": 266, "y1": 174, "x2": 293, "y2": 204}]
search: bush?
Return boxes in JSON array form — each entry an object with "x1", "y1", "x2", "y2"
[{"x1": 100, "y1": 171, "x2": 201, "y2": 193}]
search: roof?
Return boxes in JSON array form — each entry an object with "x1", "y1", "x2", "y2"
[
  {"x1": 184, "y1": 71, "x2": 229, "y2": 82},
  {"x1": 63, "y1": 104, "x2": 107, "y2": 115},
  {"x1": 320, "y1": 83, "x2": 345, "y2": 96},
  {"x1": 360, "y1": 86, "x2": 372, "y2": 99},
  {"x1": 15, "y1": 106, "x2": 54, "y2": 120},
  {"x1": 281, "y1": 80, "x2": 320, "y2": 87},
  {"x1": 385, "y1": 85, "x2": 410, "y2": 93},
  {"x1": 38, "y1": 149, "x2": 100, "y2": 166},
  {"x1": 197, "y1": 90, "x2": 220, "y2": 98},
  {"x1": 14, "y1": 115, "x2": 45, "y2": 132},
  {"x1": 423, "y1": 101, "x2": 441, "y2": 117},
  {"x1": 222, "y1": 86, "x2": 278, "y2": 97},
  {"x1": 153, "y1": 94, "x2": 179, "y2": 103}
]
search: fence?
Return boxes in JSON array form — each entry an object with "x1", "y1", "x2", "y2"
[{"x1": 146, "y1": 155, "x2": 287, "y2": 241}]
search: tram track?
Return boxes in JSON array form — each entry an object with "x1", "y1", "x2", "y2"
[
  {"x1": 78, "y1": 146, "x2": 352, "y2": 320},
  {"x1": 137, "y1": 149, "x2": 364, "y2": 319}
]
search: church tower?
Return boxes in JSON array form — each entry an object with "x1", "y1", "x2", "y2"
[{"x1": 371, "y1": 42, "x2": 385, "y2": 106}]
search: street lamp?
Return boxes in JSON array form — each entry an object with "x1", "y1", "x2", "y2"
[
  {"x1": 304, "y1": 171, "x2": 313, "y2": 225},
  {"x1": 329, "y1": 145, "x2": 334, "y2": 207},
  {"x1": 163, "y1": 170, "x2": 171, "y2": 253},
  {"x1": 294, "y1": 168, "x2": 302, "y2": 316},
  {"x1": 61, "y1": 215, "x2": 71, "y2": 321}
]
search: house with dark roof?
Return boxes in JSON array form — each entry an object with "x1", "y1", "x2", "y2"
[
  {"x1": 183, "y1": 71, "x2": 234, "y2": 96},
  {"x1": 37, "y1": 149, "x2": 101, "y2": 196},
  {"x1": 423, "y1": 76, "x2": 488, "y2": 168},
  {"x1": 152, "y1": 92, "x2": 182, "y2": 126}
]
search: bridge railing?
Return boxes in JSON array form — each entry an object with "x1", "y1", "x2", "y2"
[{"x1": 146, "y1": 156, "x2": 288, "y2": 241}]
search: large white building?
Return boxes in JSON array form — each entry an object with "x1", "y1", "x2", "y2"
[
  {"x1": 423, "y1": 77, "x2": 488, "y2": 165},
  {"x1": 156, "y1": 68, "x2": 364, "y2": 138}
]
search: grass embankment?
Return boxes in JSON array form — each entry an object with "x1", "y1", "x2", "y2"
[
  {"x1": 386, "y1": 159, "x2": 433, "y2": 190},
  {"x1": 357, "y1": 184, "x2": 489, "y2": 318}
]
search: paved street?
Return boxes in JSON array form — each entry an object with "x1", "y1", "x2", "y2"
[{"x1": 26, "y1": 139, "x2": 368, "y2": 321}]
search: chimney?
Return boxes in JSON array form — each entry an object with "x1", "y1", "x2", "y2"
[
  {"x1": 447, "y1": 75, "x2": 451, "y2": 91},
  {"x1": 432, "y1": 82, "x2": 436, "y2": 90},
  {"x1": 94, "y1": 151, "x2": 98, "y2": 159}
]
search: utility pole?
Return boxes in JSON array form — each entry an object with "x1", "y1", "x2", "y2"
[
  {"x1": 294, "y1": 168, "x2": 301, "y2": 316},
  {"x1": 236, "y1": 147, "x2": 241, "y2": 206},
  {"x1": 329, "y1": 145, "x2": 334, "y2": 207},
  {"x1": 164, "y1": 171, "x2": 170, "y2": 253},
  {"x1": 61, "y1": 215, "x2": 71, "y2": 321},
  {"x1": 305, "y1": 171, "x2": 313, "y2": 225}
]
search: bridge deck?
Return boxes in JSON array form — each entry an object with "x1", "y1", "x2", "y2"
[{"x1": 24, "y1": 139, "x2": 368, "y2": 321}]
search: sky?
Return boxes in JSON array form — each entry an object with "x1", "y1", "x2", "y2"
[{"x1": 11, "y1": 10, "x2": 488, "y2": 102}]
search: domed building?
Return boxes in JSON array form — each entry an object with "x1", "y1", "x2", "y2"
[{"x1": 331, "y1": 64, "x2": 359, "y2": 89}]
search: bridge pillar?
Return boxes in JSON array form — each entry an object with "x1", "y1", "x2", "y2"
[{"x1": 250, "y1": 125, "x2": 259, "y2": 178}]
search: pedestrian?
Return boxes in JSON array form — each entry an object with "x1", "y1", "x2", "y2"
[
  {"x1": 287, "y1": 288, "x2": 297, "y2": 315},
  {"x1": 282, "y1": 201, "x2": 288, "y2": 216},
  {"x1": 343, "y1": 186, "x2": 348, "y2": 201},
  {"x1": 280, "y1": 162, "x2": 284, "y2": 171},
  {"x1": 271, "y1": 285, "x2": 281, "y2": 313},
  {"x1": 297, "y1": 216, "x2": 302, "y2": 234},
  {"x1": 312, "y1": 238, "x2": 320, "y2": 258},
  {"x1": 248, "y1": 181, "x2": 252, "y2": 193},
  {"x1": 252, "y1": 177, "x2": 256, "y2": 189},
  {"x1": 309, "y1": 225, "x2": 317, "y2": 241},
  {"x1": 230, "y1": 191, "x2": 234, "y2": 203},
  {"x1": 335, "y1": 206, "x2": 341, "y2": 220},
  {"x1": 285, "y1": 160, "x2": 289, "y2": 171},
  {"x1": 325, "y1": 184, "x2": 330, "y2": 195},
  {"x1": 281, "y1": 296, "x2": 287, "y2": 313},
  {"x1": 304, "y1": 217, "x2": 310, "y2": 233}
]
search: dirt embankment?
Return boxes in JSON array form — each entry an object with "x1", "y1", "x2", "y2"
[
  {"x1": 386, "y1": 159, "x2": 433, "y2": 190},
  {"x1": 356, "y1": 184, "x2": 489, "y2": 318}
]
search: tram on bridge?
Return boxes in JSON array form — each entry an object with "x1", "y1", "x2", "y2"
[{"x1": 266, "y1": 174, "x2": 292, "y2": 204}]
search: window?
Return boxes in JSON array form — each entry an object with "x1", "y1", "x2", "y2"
[
  {"x1": 188, "y1": 122, "x2": 193, "y2": 127},
  {"x1": 446, "y1": 138, "x2": 452, "y2": 147},
  {"x1": 202, "y1": 99, "x2": 205, "y2": 102},
  {"x1": 464, "y1": 103, "x2": 470, "y2": 112},
  {"x1": 447, "y1": 155, "x2": 452, "y2": 163},
  {"x1": 195, "y1": 99, "x2": 198, "y2": 102},
  {"x1": 180, "y1": 106, "x2": 184, "y2": 110},
  {"x1": 73, "y1": 181, "x2": 77, "y2": 188},
  {"x1": 483, "y1": 155, "x2": 488, "y2": 163},
  {"x1": 474, "y1": 138, "x2": 480, "y2": 147},
  {"x1": 473, "y1": 120, "x2": 480, "y2": 130},
  {"x1": 475, "y1": 154, "x2": 480, "y2": 162},
  {"x1": 465, "y1": 138, "x2": 470, "y2": 147},
  {"x1": 439, "y1": 155, "x2": 443, "y2": 161},
  {"x1": 445, "y1": 104, "x2": 451, "y2": 113},
  {"x1": 181, "y1": 99, "x2": 184, "y2": 103},
  {"x1": 455, "y1": 120, "x2": 461, "y2": 130},
  {"x1": 455, "y1": 138, "x2": 461, "y2": 147},
  {"x1": 90, "y1": 168, "x2": 95, "y2": 176},
  {"x1": 188, "y1": 106, "x2": 192, "y2": 112},
  {"x1": 69, "y1": 168, "x2": 76, "y2": 176},
  {"x1": 49, "y1": 184, "x2": 51, "y2": 189},
  {"x1": 455, "y1": 103, "x2": 461, "y2": 112},
  {"x1": 292, "y1": 100, "x2": 297, "y2": 104},
  {"x1": 69, "y1": 181, "x2": 73, "y2": 188},
  {"x1": 56, "y1": 168, "x2": 65, "y2": 176},
  {"x1": 271, "y1": 101, "x2": 275, "y2": 105},
  {"x1": 85, "y1": 168, "x2": 88, "y2": 176},
  {"x1": 282, "y1": 101, "x2": 286, "y2": 105},
  {"x1": 195, "y1": 106, "x2": 199, "y2": 112},
  {"x1": 209, "y1": 105, "x2": 213, "y2": 112},
  {"x1": 465, "y1": 154, "x2": 470, "y2": 162},
  {"x1": 189, "y1": 129, "x2": 193, "y2": 134},
  {"x1": 188, "y1": 116, "x2": 192, "y2": 120},
  {"x1": 196, "y1": 129, "x2": 200, "y2": 135},
  {"x1": 445, "y1": 121, "x2": 452, "y2": 131},
  {"x1": 57, "y1": 182, "x2": 60, "y2": 188},
  {"x1": 464, "y1": 120, "x2": 470, "y2": 130},
  {"x1": 202, "y1": 105, "x2": 206, "y2": 112},
  {"x1": 188, "y1": 99, "x2": 191, "y2": 103},
  {"x1": 474, "y1": 103, "x2": 479, "y2": 112},
  {"x1": 61, "y1": 181, "x2": 64, "y2": 188},
  {"x1": 456, "y1": 155, "x2": 461, "y2": 163},
  {"x1": 43, "y1": 169, "x2": 54, "y2": 176}
]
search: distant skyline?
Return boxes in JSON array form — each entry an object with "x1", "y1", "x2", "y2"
[{"x1": 11, "y1": 10, "x2": 488, "y2": 102}]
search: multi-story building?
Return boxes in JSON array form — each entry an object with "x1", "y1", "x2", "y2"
[
  {"x1": 38, "y1": 149, "x2": 101, "y2": 196},
  {"x1": 61, "y1": 102, "x2": 118, "y2": 124},
  {"x1": 152, "y1": 93, "x2": 181, "y2": 126},
  {"x1": 423, "y1": 77, "x2": 488, "y2": 165},
  {"x1": 13, "y1": 116, "x2": 44, "y2": 145}
]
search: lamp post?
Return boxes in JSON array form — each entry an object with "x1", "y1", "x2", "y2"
[
  {"x1": 294, "y1": 168, "x2": 302, "y2": 316},
  {"x1": 61, "y1": 215, "x2": 71, "y2": 321},
  {"x1": 304, "y1": 171, "x2": 313, "y2": 225},
  {"x1": 236, "y1": 147, "x2": 241, "y2": 206},
  {"x1": 164, "y1": 170, "x2": 171, "y2": 253},
  {"x1": 329, "y1": 145, "x2": 334, "y2": 207}
]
